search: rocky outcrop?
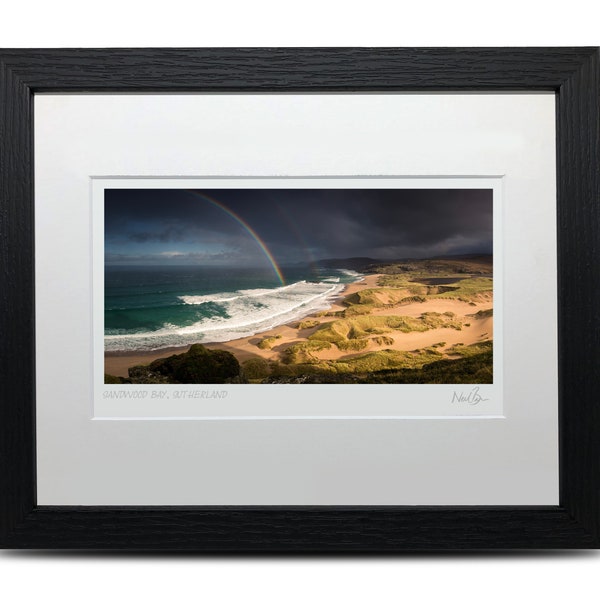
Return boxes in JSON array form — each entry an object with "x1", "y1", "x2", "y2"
[{"x1": 126, "y1": 343, "x2": 243, "y2": 384}]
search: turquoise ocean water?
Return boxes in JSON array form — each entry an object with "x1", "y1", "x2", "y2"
[{"x1": 104, "y1": 265, "x2": 362, "y2": 352}]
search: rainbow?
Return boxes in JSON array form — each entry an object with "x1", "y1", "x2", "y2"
[
  {"x1": 186, "y1": 190, "x2": 285, "y2": 286},
  {"x1": 275, "y1": 204, "x2": 321, "y2": 279}
]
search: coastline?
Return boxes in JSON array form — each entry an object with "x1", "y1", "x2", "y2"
[
  {"x1": 104, "y1": 275, "x2": 373, "y2": 377},
  {"x1": 104, "y1": 273, "x2": 493, "y2": 378}
]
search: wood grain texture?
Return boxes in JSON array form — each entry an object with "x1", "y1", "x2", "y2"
[
  {"x1": 5, "y1": 507, "x2": 598, "y2": 551},
  {"x1": 0, "y1": 47, "x2": 599, "y2": 551},
  {"x1": 0, "y1": 47, "x2": 597, "y2": 91},
  {"x1": 0, "y1": 50, "x2": 36, "y2": 546},
  {"x1": 556, "y1": 49, "x2": 600, "y2": 541}
]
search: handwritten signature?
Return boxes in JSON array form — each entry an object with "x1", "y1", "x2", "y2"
[{"x1": 451, "y1": 386, "x2": 490, "y2": 406}]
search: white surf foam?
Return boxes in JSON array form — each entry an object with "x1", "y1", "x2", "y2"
[
  {"x1": 178, "y1": 281, "x2": 306, "y2": 306},
  {"x1": 105, "y1": 281, "x2": 345, "y2": 352},
  {"x1": 337, "y1": 269, "x2": 365, "y2": 282}
]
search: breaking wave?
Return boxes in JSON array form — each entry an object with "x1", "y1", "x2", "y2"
[{"x1": 105, "y1": 280, "x2": 345, "y2": 352}]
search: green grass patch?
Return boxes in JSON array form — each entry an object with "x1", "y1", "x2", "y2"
[
  {"x1": 309, "y1": 313, "x2": 464, "y2": 349},
  {"x1": 336, "y1": 339, "x2": 369, "y2": 351},
  {"x1": 263, "y1": 345, "x2": 493, "y2": 384},
  {"x1": 398, "y1": 295, "x2": 427, "y2": 305},
  {"x1": 448, "y1": 340, "x2": 493, "y2": 357},
  {"x1": 435, "y1": 277, "x2": 493, "y2": 300},
  {"x1": 242, "y1": 357, "x2": 272, "y2": 380},
  {"x1": 377, "y1": 274, "x2": 416, "y2": 288},
  {"x1": 296, "y1": 319, "x2": 321, "y2": 329},
  {"x1": 344, "y1": 287, "x2": 409, "y2": 308},
  {"x1": 343, "y1": 304, "x2": 373, "y2": 316},
  {"x1": 281, "y1": 340, "x2": 332, "y2": 364},
  {"x1": 330, "y1": 347, "x2": 446, "y2": 373},
  {"x1": 257, "y1": 335, "x2": 282, "y2": 350},
  {"x1": 372, "y1": 335, "x2": 395, "y2": 346},
  {"x1": 420, "y1": 312, "x2": 463, "y2": 330},
  {"x1": 375, "y1": 273, "x2": 492, "y2": 301},
  {"x1": 365, "y1": 350, "x2": 493, "y2": 384}
]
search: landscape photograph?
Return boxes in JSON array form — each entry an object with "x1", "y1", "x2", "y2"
[{"x1": 103, "y1": 188, "x2": 493, "y2": 385}]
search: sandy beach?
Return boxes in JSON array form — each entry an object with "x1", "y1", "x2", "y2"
[{"x1": 104, "y1": 274, "x2": 493, "y2": 378}]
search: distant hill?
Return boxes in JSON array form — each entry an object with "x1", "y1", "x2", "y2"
[
  {"x1": 368, "y1": 254, "x2": 492, "y2": 276},
  {"x1": 311, "y1": 254, "x2": 492, "y2": 275},
  {"x1": 310, "y1": 257, "x2": 385, "y2": 270}
]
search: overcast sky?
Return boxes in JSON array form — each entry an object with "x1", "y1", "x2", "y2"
[{"x1": 105, "y1": 188, "x2": 493, "y2": 266}]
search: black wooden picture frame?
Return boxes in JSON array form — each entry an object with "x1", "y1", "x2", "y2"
[{"x1": 0, "y1": 48, "x2": 599, "y2": 551}]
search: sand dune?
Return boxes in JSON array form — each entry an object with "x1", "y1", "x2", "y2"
[{"x1": 104, "y1": 273, "x2": 493, "y2": 378}]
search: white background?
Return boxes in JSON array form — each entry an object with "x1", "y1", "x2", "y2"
[{"x1": 1, "y1": 1, "x2": 598, "y2": 599}]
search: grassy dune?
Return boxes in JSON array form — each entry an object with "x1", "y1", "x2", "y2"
[
  {"x1": 308, "y1": 312, "x2": 463, "y2": 350},
  {"x1": 242, "y1": 258, "x2": 494, "y2": 383},
  {"x1": 246, "y1": 343, "x2": 493, "y2": 384},
  {"x1": 376, "y1": 274, "x2": 493, "y2": 302},
  {"x1": 105, "y1": 256, "x2": 494, "y2": 385}
]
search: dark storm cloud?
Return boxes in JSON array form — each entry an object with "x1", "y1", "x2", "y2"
[
  {"x1": 105, "y1": 188, "x2": 493, "y2": 264},
  {"x1": 127, "y1": 225, "x2": 187, "y2": 243}
]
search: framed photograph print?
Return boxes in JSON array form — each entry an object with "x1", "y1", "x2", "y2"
[{"x1": 1, "y1": 47, "x2": 599, "y2": 550}]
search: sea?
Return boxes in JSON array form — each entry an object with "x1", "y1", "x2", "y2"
[{"x1": 104, "y1": 265, "x2": 363, "y2": 352}]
